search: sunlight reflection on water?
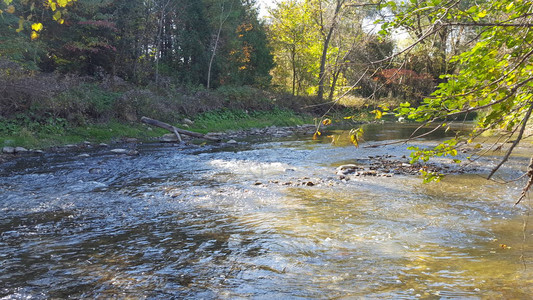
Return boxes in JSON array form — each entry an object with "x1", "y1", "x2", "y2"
[{"x1": 0, "y1": 123, "x2": 532, "y2": 298}]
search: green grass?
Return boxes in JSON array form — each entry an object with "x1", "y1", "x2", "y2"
[
  {"x1": 189, "y1": 108, "x2": 313, "y2": 133},
  {"x1": 0, "y1": 109, "x2": 312, "y2": 150},
  {"x1": 0, "y1": 120, "x2": 167, "y2": 149}
]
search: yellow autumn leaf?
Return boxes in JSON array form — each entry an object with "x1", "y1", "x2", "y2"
[
  {"x1": 15, "y1": 18, "x2": 24, "y2": 33},
  {"x1": 57, "y1": 0, "x2": 69, "y2": 7},
  {"x1": 50, "y1": 2, "x2": 56, "y2": 11},
  {"x1": 312, "y1": 131, "x2": 321, "y2": 140},
  {"x1": 31, "y1": 31, "x2": 39, "y2": 40},
  {"x1": 31, "y1": 23, "x2": 43, "y2": 32},
  {"x1": 322, "y1": 118, "x2": 332, "y2": 126},
  {"x1": 371, "y1": 109, "x2": 383, "y2": 119},
  {"x1": 6, "y1": 5, "x2": 15, "y2": 14},
  {"x1": 350, "y1": 133, "x2": 359, "y2": 147},
  {"x1": 53, "y1": 10, "x2": 62, "y2": 21},
  {"x1": 3, "y1": 0, "x2": 13, "y2": 5},
  {"x1": 349, "y1": 128, "x2": 364, "y2": 148},
  {"x1": 58, "y1": 18, "x2": 64, "y2": 24}
]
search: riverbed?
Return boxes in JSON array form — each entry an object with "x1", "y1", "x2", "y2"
[{"x1": 1, "y1": 123, "x2": 532, "y2": 299}]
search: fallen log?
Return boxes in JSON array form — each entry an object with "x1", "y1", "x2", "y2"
[{"x1": 141, "y1": 116, "x2": 221, "y2": 142}]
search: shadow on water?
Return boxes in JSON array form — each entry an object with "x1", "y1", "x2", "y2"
[{"x1": 0, "y1": 123, "x2": 532, "y2": 298}]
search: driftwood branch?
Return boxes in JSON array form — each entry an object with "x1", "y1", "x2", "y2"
[{"x1": 141, "y1": 116, "x2": 221, "y2": 142}]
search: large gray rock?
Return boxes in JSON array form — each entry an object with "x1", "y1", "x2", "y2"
[
  {"x1": 336, "y1": 164, "x2": 362, "y2": 176},
  {"x1": 14, "y1": 147, "x2": 28, "y2": 153},
  {"x1": 110, "y1": 148, "x2": 139, "y2": 156},
  {"x1": 110, "y1": 148, "x2": 128, "y2": 154},
  {"x1": 2, "y1": 146, "x2": 15, "y2": 154}
]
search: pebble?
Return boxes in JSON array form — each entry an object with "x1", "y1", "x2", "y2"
[
  {"x1": 89, "y1": 168, "x2": 104, "y2": 174},
  {"x1": 110, "y1": 148, "x2": 139, "y2": 155}
]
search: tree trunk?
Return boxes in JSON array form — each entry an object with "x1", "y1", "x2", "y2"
[
  {"x1": 317, "y1": 0, "x2": 343, "y2": 101},
  {"x1": 207, "y1": 1, "x2": 233, "y2": 89},
  {"x1": 141, "y1": 117, "x2": 221, "y2": 142},
  {"x1": 291, "y1": 45, "x2": 297, "y2": 96}
]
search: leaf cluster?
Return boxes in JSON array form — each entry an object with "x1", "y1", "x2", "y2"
[{"x1": 383, "y1": 0, "x2": 533, "y2": 181}]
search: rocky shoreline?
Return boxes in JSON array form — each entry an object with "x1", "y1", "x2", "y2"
[
  {"x1": 0, "y1": 124, "x2": 472, "y2": 181},
  {"x1": 0, "y1": 124, "x2": 318, "y2": 164},
  {"x1": 334, "y1": 154, "x2": 470, "y2": 180},
  {"x1": 249, "y1": 154, "x2": 473, "y2": 188}
]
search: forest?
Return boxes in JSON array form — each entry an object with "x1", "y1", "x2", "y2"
[{"x1": 0, "y1": 0, "x2": 437, "y2": 130}]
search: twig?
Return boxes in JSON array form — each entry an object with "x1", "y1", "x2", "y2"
[
  {"x1": 488, "y1": 102, "x2": 533, "y2": 179},
  {"x1": 516, "y1": 157, "x2": 533, "y2": 206}
]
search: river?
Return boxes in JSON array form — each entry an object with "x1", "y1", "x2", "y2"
[{"x1": 1, "y1": 123, "x2": 532, "y2": 299}]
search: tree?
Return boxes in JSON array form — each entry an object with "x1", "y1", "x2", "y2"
[
  {"x1": 206, "y1": 0, "x2": 234, "y2": 89},
  {"x1": 0, "y1": 0, "x2": 77, "y2": 39},
  {"x1": 269, "y1": 0, "x2": 382, "y2": 99},
  {"x1": 37, "y1": 0, "x2": 118, "y2": 76},
  {"x1": 268, "y1": 0, "x2": 317, "y2": 95},
  {"x1": 310, "y1": 0, "x2": 346, "y2": 101},
  {"x1": 382, "y1": 0, "x2": 533, "y2": 203}
]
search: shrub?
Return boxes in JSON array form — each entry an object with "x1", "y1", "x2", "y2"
[
  {"x1": 114, "y1": 89, "x2": 183, "y2": 123},
  {"x1": 49, "y1": 83, "x2": 121, "y2": 124}
]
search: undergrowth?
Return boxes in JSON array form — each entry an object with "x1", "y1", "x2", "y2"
[{"x1": 190, "y1": 108, "x2": 311, "y2": 133}]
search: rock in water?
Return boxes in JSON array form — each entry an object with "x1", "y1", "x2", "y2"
[
  {"x1": 110, "y1": 148, "x2": 139, "y2": 156},
  {"x1": 127, "y1": 150, "x2": 140, "y2": 156},
  {"x1": 336, "y1": 164, "x2": 362, "y2": 176},
  {"x1": 110, "y1": 148, "x2": 128, "y2": 154}
]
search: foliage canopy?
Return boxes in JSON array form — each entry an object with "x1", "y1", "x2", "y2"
[{"x1": 382, "y1": 0, "x2": 533, "y2": 198}]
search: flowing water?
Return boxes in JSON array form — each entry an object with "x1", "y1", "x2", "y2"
[{"x1": 1, "y1": 123, "x2": 532, "y2": 299}]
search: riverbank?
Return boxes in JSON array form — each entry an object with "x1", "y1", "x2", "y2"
[{"x1": 1, "y1": 108, "x2": 314, "y2": 147}]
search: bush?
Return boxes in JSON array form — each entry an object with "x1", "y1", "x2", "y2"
[
  {"x1": 114, "y1": 89, "x2": 183, "y2": 123},
  {"x1": 215, "y1": 85, "x2": 272, "y2": 110},
  {"x1": 48, "y1": 83, "x2": 121, "y2": 124}
]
